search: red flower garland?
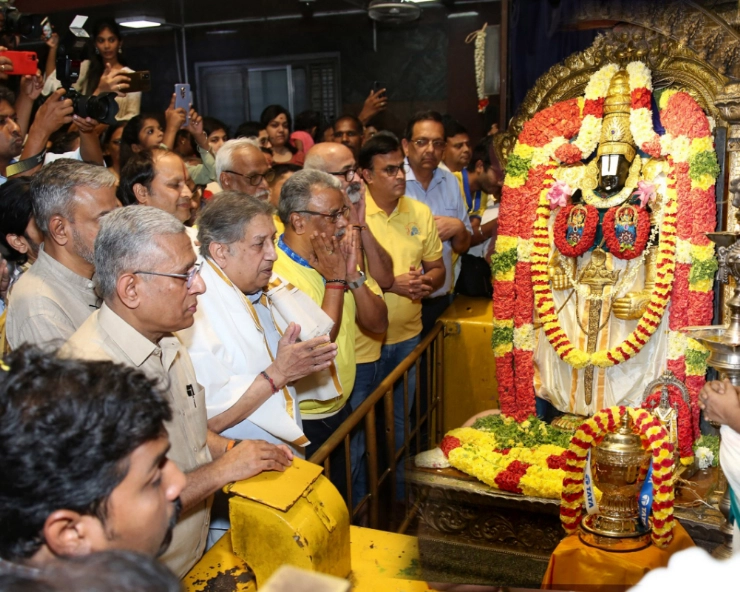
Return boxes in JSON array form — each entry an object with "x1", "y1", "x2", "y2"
[
  {"x1": 554, "y1": 143, "x2": 584, "y2": 165},
  {"x1": 519, "y1": 99, "x2": 582, "y2": 147},
  {"x1": 494, "y1": 460, "x2": 531, "y2": 494},
  {"x1": 553, "y1": 204, "x2": 599, "y2": 258},
  {"x1": 602, "y1": 205, "x2": 650, "y2": 260},
  {"x1": 661, "y1": 93, "x2": 710, "y2": 139},
  {"x1": 631, "y1": 87, "x2": 652, "y2": 110}
]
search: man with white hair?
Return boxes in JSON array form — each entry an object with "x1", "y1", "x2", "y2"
[
  {"x1": 214, "y1": 138, "x2": 274, "y2": 200},
  {"x1": 6, "y1": 160, "x2": 120, "y2": 348},
  {"x1": 62, "y1": 206, "x2": 293, "y2": 578}
]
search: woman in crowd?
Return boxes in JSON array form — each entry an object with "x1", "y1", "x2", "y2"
[
  {"x1": 291, "y1": 110, "x2": 320, "y2": 154},
  {"x1": 203, "y1": 117, "x2": 229, "y2": 155},
  {"x1": 101, "y1": 122, "x2": 125, "y2": 177},
  {"x1": 44, "y1": 19, "x2": 140, "y2": 120},
  {"x1": 174, "y1": 129, "x2": 202, "y2": 166},
  {"x1": 260, "y1": 105, "x2": 304, "y2": 166}
]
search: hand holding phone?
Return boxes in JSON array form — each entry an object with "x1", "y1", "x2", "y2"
[
  {"x1": 126, "y1": 71, "x2": 151, "y2": 93},
  {"x1": 174, "y1": 83, "x2": 191, "y2": 127},
  {"x1": 0, "y1": 51, "x2": 39, "y2": 76}
]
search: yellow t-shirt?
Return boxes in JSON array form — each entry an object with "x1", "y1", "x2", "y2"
[
  {"x1": 273, "y1": 214, "x2": 285, "y2": 237},
  {"x1": 354, "y1": 267, "x2": 384, "y2": 364},
  {"x1": 273, "y1": 241, "x2": 354, "y2": 415},
  {"x1": 453, "y1": 170, "x2": 488, "y2": 218},
  {"x1": 365, "y1": 195, "x2": 443, "y2": 345}
]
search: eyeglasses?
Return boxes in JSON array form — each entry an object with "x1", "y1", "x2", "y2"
[
  {"x1": 295, "y1": 205, "x2": 350, "y2": 223},
  {"x1": 224, "y1": 169, "x2": 276, "y2": 186},
  {"x1": 134, "y1": 261, "x2": 203, "y2": 289},
  {"x1": 375, "y1": 164, "x2": 406, "y2": 178},
  {"x1": 327, "y1": 167, "x2": 358, "y2": 182},
  {"x1": 411, "y1": 138, "x2": 446, "y2": 150}
]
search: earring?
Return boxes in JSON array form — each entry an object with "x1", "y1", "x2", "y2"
[{"x1": 118, "y1": 47, "x2": 122, "y2": 54}]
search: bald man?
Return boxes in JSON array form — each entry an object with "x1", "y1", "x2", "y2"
[
  {"x1": 304, "y1": 142, "x2": 393, "y2": 289},
  {"x1": 215, "y1": 138, "x2": 274, "y2": 200},
  {"x1": 304, "y1": 142, "x2": 393, "y2": 505}
]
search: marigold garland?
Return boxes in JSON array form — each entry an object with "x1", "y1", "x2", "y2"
[
  {"x1": 559, "y1": 406, "x2": 676, "y2": 548},
  {"x1": 642, "y1": 386, "x2": 694, "y2": 465}
]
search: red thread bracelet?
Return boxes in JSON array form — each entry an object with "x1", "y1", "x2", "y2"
[
  {"x1": 326, "y1": 284, "x2": 346, "y2": 290},
  {"x1": 260, "y1": 370, "x2": 279, "y2": 394}
]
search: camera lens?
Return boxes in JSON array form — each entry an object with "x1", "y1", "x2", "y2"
[{"x1": 71, "y1": 92, "x2": 119, "y2": 126}]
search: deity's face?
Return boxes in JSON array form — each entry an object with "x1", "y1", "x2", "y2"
[{"x1": 597, "y1": 154, "x2": 630, "y2": 194}]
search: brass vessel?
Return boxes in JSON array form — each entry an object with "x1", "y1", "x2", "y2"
[{"x1": 579, "y1": 414, "x2": 652, "y2": 552}]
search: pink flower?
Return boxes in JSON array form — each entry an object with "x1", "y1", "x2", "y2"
[
  {"x1": 634, "y1": 180, "x2": 657, "y2": 208},
  {"x1": 546, "y1": 180, "x2": 572, "y2": 209}
]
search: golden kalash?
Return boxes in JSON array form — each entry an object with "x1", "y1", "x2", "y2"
[{"x1": 183, "y1": 458, "x2": 429, "y2": 591}]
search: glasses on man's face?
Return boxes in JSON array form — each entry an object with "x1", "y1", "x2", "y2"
[
  {"x1": 225, "y1": 169, "x2": 276, "y2": 186},
  {"x1": 412, "y1": 138, "x2": 446, "y2": 150},
  {"x1": 327, "y1": 167, "x2": 358, "y2": 182},
  {"x1": 134, "y1": 261, "x2": 203, "y2": 289},
  {"x1": 295, "y1": 205, "x2": 351, "y2": 224},
  {"x1": 376, "y1": 164, "x2": 406, "y2": 178}
]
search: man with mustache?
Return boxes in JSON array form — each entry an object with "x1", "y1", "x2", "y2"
[
  {"x1": 215, "y1": 138, "x2": 274, "y2": 201},
  {"x1": 0, "y1": 346, "x2": 186, "y2": 575},
  {"x1": 62, "y1": 206, "x2": 293, "y2": 577},
  {"x1": 6, "y1": 160, "x2": 120, "y2": 349},
  {"x1": 274, "y1": 169, "x2": 388, "y2": 497},
  {"x1": 333, "y1": 115, "x2": 363, "y2": 161},
  {"x1": 403, "y1": 111, "x2": 472, "y2": 334}
]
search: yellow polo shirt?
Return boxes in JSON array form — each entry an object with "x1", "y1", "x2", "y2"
[
  {"x1": 274, "y1": 241, "x2": 353, "y2": 415},
  {"x1": 453, "y1": 170, "x2": 487, "y2": 218},
  {"x1": 273, "y1": 214, "x2": 285, "y2": 237},
  {"x1": 365, "y1": 195, "x2": 443, "y2": 345},
  {"x1": 354, "y1": 266, "x2": 384, "y2": 364}
]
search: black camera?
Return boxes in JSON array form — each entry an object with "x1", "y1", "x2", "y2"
[
  {"x1": 65, "y1": 89, "x2": 119, "y2": 126},
  {"x1": 0, "y1": 7, "x2": 45, "y2": 39},
  {"x1": 55, "y1": 27, "x2": 119, "y2": 125}
]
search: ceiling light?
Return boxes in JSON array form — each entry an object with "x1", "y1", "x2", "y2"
[
  {"x1": 448, "y1": 11, "x2": 479, "y2": 18},
  {"x1": 116, "y1": 17, "x2": 164, "y2": 29}
]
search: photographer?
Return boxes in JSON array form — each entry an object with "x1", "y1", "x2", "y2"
[{"x1": 44, "y1": 19, "x2": 139, "y2": 121}]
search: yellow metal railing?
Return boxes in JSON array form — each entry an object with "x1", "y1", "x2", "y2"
[{"x1": 308, "y1": 323, "x2": 445, "y2": 533}]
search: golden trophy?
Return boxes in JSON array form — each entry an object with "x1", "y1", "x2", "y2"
[{"x1": 579, "y1": 414, "x2": 653, "y2": 551}]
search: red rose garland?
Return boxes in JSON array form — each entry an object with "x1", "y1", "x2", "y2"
[
  {"x1": 602, "y1": 205, "x2": 651, "y2": 260},
  {"x1": 553, "y1": 204, "x2": 599, "y2": 258}
]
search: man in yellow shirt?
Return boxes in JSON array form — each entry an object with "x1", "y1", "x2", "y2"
[
  {"x1": 273, "y1": 169, "x2": 388, "y2": 497},
  {"x1": 359, "y1": 132, "x2": 444, "y2": 494}
]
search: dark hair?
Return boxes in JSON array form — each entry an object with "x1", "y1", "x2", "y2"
[
  {"x1": 271, "y1": 163, "x2": 302, "y2": 182},
  {"x1": 358, "y1": 131, "x2": 401, "y2": 170},
  {"x1": 334, "y1": 114, "x2": 363, "y2": 133},
  {"x1": 0, "y1": 346, "x2": 173, "y2": 561},
  {"x1": 0, "y1": 575, "x2": 55, "y2": 592},
  {"x1": 43, "y1": 550, "x2": 182, "y2": 592},
  {"x1": 120, "y1": 113, "x2": 163, "y2": 171},
  {"x1": 101, "y1": 121, "x2": 126, "y2": 149},
  {"x1": 48, "y1": 124, "x2": 79, "y2": 155},
  {"x1": 0, "y1": 85, "x2": 16, "y2": 107},
  {"x1": 0, "y1": 178, "x2": 33, "y2": 263},
  {"x1": 174, "y1": 129, "x2": 197, "y2": 155},
  {"x1": 404, "y1": 110, "x2": 443, "y2": 141},
  {"x1": 466, "y1": 135, "x2": 494, "y2": 173},
  {"x1": 260, "y1": 105, "x2": 296, "y2": 154},
  {"x1": 234, "y1": 121, "x2": 261, "y2": 139},
  {"x1": 118, "y1": 147, "x2": 169, "y2": 206},
  {"x1": 294, "y1": 110, "x2": 321, "y2": 135},
  {"x1": 202, "y1": 117, "x2": 229, "y2": 139},
  {"x1": 442, "y1": 116, "x2": 467, "y2": 140},
  {"x1": 84, "y1": 20, "x2": 129, "y2": 96}
]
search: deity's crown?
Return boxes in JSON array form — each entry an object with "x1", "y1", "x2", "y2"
[{"x1": 596, "y1": 69, "x2": 636, "y2": 163}]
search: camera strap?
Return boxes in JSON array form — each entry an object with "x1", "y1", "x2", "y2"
[{"x1": 6, "y1": 149, "x2": 47, "y2": 178}]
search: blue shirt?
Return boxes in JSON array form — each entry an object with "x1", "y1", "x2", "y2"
[{"x1": 404, "y1": 158, "x2": 473, "y2": 297}]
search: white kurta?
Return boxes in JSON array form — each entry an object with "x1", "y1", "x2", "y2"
[{"x1": 178, "y1": 260, "x2": 307, "y2": 456}]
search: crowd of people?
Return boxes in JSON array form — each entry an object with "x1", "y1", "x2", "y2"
[{"x1": 0, "y1": 16, "x2": 506, "y2": 589}]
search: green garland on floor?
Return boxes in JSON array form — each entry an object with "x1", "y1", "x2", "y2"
[{"x1": 471, "y1": 414, "x2": 572, "y2": 449}]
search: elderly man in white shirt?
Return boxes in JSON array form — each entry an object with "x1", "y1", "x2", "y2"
[{"x1": 178, "y1": 191, "x2": 339, "y2": 456}]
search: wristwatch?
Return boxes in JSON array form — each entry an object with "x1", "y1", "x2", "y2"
[{"x1": 348, "y1": 270, "x2": 367, "y2": 290}]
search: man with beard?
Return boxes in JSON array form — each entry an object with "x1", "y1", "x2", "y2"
[
  {"x1": 0, "y1": 346, "x2": 186, "y2": 575},
  {"x1": 6, "y1": 160, "x2": 120, "y2": 348},
  {"x1": 62, "y1": 206, "x2": 293, "y2": 577},
  {"x1": 274, "y1": 170, "x2": 387, "y2": 497},
  {"x1": 215, "y1": 138, "x2": 274, "y2": 200}
]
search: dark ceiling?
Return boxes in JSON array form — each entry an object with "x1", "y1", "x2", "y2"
[{"x1": 14, "y1": 0, "x2": 480, "y2": 29}]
